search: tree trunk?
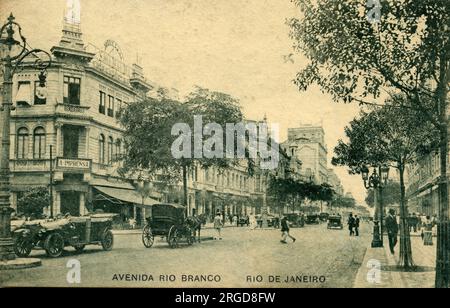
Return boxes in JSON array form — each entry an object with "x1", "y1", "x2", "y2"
[
  {"x1": 435, "y1": 60, "x2": 449, "y2": 288},
  {"x1": 182, "y1": 164, "x2": 189, "y2": 216},
  {"x1": 435, "y1": 119, "x2": 449, "y2": 288},
  {"x1": 398, "y1": 165, "x2": 415, "y2": 269}
]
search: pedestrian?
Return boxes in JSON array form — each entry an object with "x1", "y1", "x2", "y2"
[
  {"x1": 280, "y1": 216, "x2": 296, "y2": 244},
  {"x1": 385, "y1": 209, "x2": 399, "y2": 254},
  {"x1": 347, "y1": 213, "x2": 355, "y2": 236},
  {"x1": 214, "y1": 211, "x2": 223, "y2": 240},
  {"x1": 354, "y1": 215, "x2": 360, "y2": 236}
]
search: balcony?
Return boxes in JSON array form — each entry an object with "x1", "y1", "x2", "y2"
[{"x1": 56, "y1": 103, "x2": 91, "y2": 117}]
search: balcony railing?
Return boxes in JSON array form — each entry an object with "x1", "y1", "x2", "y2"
[{"x1": 56, "y1": 103, "x2": 91, "y2": 115}]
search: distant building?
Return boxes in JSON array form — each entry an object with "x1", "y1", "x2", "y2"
[
  {"x1": 327, "y1": 168, "x2": 344, "y2": 196},
  {"x1": 282, "y1": 124, "x2": 328, "y2": 184}
]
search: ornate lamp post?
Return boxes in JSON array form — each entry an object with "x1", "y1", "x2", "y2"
[
  {"x1": 362, "y1": 165, "x2": 389, "y2": 248},
  {"x1": 0, "y1": 13, "x2": 51, "y2": 266}
]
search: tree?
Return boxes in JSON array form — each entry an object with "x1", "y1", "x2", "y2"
[
  {"x1": 120, "y1": 87, "x2": 250, "y2": 213},
  {"x1": 365, "y1": 181, "x2": 401, "y2": 208},
  {"x1": 17, "y1": 187, "x2": 50, "y2": 218},
  {"x1": 332, "y1": 103, "x2": 438, "y2": 268},
  {"x1": 289, "y1": 0, "x2": 450, "y2": 285},
  {"x1": 332, "y1": 195, "x2": 357, "y2": 209}
]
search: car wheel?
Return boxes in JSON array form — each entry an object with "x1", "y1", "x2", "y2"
[
  {"x1": 14, "y1": 236, "x2": 32, "y2": 258},
  {"x1": 44, "y1": 233, "x2": 65, "y2": 258},
  {"x1": 142, "y1": 225, "x2": 154, "y2": 248},
  {"x1": 101, "y1": 230, "x2": 114, "y2": 251}
]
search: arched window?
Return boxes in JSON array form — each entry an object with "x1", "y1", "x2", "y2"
[
  {"x1": 17, "y1": 128, "x2": 29, "y2": 159},
  {"x1": 108, "y1": 137, "x2": 114, "y2": 165},
  {"x1": 33, "y1": 127, "x2": 46, "y2": 159},
  {"x1": 99, "y1": 134, "x2": 105, "y2": 164}
]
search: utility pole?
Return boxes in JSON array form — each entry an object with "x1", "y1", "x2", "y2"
[{"x1": 49, "y1": 145, "x2": 54, "y2": 218}]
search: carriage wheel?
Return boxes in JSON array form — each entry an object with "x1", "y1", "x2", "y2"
[
  {"x1": 168, "y1": 226, "x2": 179, "y2": 248},
  {"x1": 142, "y1": 225, "x2": 154, "y2": 248},
  {"x1": 14, "y1": 236, "x2": 32, "y2": 258}
]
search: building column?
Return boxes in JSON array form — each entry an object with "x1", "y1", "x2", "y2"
[
  {"x1": 55, "y1": 123, "x2": 63, "y2": 157},
  {"x1": 54, "y1": 191, "x2": 61, "y2": 216},
  {"x1": 10, "y1": 193, "x2": 17, "y2": 213},
  {"x1": 80, "y1": 193, "x2": 88, "y2": 216}
]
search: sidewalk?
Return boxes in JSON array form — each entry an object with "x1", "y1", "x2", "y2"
[{"x1": 354, "y1": 235, "x2": 436, "y2": 288}]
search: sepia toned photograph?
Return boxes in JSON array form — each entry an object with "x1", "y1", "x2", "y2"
[{"x1": 0, "y1": 0, "x2": 449, "y2": 294}]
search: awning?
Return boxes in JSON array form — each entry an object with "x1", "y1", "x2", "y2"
[
  {"x1": 15, "y1": 82, "x2": 31, "y2": 105},
  {"x1": 93, "y1": 186, "x2": 160, "y2": 207}
]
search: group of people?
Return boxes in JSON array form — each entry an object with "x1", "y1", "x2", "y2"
[{"x1": 347, "y1": 213, "x2": 361, "y2": 236}]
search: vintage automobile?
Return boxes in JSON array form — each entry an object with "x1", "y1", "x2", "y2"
[
  {"x1": 256, "y1": 214, "x2": 279, "y2": 228},
  {"x1": 142, "y1": 203, "x2": 194, "y2": 249},
  {"x1": 327, "y1": 215, "x2": 344, "y2": 230},
  {"x1": 12, "y1": 213, "x2": 116, "y2": 258},
  {"x1": 319, "y1": 212, "x2": 330, "y2": 222},
  {"x1": 305, "y1": 214, "x2": 320, "y2": 225},
  {"x1": 283, "y1": 213, "x2": 305, "y2": 228},
  {"x1": 237, "y1": 215, "x2": 250, "y2": 227}
]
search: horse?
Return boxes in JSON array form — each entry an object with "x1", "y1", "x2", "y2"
[{"x1": 185, "y1": 214, "x2": 208, "y2": 243}]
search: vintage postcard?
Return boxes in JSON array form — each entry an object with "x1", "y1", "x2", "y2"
[{"x1": 0, "y1": 0, "x2": 448, "y2": 293}]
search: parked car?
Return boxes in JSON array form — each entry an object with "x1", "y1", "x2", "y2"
[
  {"x1": 319, "y1": 212, "x2": 330, "y2": 222},
  {"x1": 305, "y1": 214, "x2": 320, "y2": 225},
  {"x1": 283, "y1": 213, "x2": 305, "y2": 228},
  {"x1": 256, "y1": 214, "x2": 279, "y2": 228},
  {"x1": 327, "y1": 215, "x2": 343, "y2": 230},
  {"x1": 12, "y1": 213, "x2": 116, "y2": 258},
  {"x1": 237, "y1": 215, "x2": 250, "y2": 227}
]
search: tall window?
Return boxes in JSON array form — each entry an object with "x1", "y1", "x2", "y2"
[
  {"x1": 116, "y1": 98, "x2": 122, "y2": 118},
  {"x1": 99, "y1": 134, "x2": 105, "y2": 164},
  {"x1": 33, "y1": 127, "x2": 46, "y2": 159},
  {"x1": 107, "y1": 95, "x2": 114, "y2": 117},
  {"x1": 115, "y1": 139, "x2": 121, "y2": 160},
  {"x1": 108, "y1": 137, "x2": 114, "y2": 165},
  {"x1": 99, "y1": 91, "x2": 106, "y2": 114},
  {"x1": 64, "y1": 76, "x2": 81, "y2": 105},
  {"x1": 17, "y1": 128, "x2": 29, "y2": 159}
]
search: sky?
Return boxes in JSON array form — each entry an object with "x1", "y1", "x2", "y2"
[{"x1": 1, "y1": 0, "x2": 367, "y2": 204}]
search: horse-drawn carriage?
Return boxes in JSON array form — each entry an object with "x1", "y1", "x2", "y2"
[{"x1": 142, "y1": 203, "x2": 197, "y2": 249}]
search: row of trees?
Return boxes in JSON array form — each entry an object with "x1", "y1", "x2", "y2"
[
  {"x1": 289, "y1": 0, "x2": 449, "y2": 284},
  {"x1": 119, "y1": 86, "x2": 256, "y2": 210},
  {"x1": 267, "y1": 177, "x2": 343, "y2": 213}
]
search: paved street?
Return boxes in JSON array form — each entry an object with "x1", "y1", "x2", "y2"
[{"x1": 1, "y1": 223, "x2": 370, "y2": 288}]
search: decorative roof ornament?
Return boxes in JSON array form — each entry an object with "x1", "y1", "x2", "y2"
[{"x1": 65, "y1": 0, "x2": 81, "y2": 25}]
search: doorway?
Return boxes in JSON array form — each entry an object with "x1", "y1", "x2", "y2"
[{"x1": 60, "y1": 191, "x2": 80, "y2": 216}]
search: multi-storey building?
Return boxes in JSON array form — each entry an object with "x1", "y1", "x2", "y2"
[
  {"x1": 2, "y1": 1, "x2": 304, "y2": 226},
  {"x1": 281, "y1": 124, "x2": 329, "y2": 184},
  {"x1": 7, "y1": 8, "x2": 155, "y2": 223},
  {"x1": 406, "y1": 151, "x2": 443, "y2": 216}
]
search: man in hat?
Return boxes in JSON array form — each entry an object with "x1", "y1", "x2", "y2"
[{"x1": 385, "y1": 209, "x2": 399, "y2": 254}]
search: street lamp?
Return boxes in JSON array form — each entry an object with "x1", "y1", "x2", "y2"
[
  {"x1": 0, "y1": 13, "x2": 51, "y2": 266},
  {"x1": 361, "y1": 164, "x2": 390, "y2": 248}
]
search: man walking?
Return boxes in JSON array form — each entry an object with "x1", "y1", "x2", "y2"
[
  {"x1": 354, "y1": 215, "x2": 360, "y2": 237},
  {"x1": 280, "y1": 216, "x2": 296, "y2": 244},
  {"x1": 385, "y1": 209, "x2": 399, "y2": 254},
  {"x1": 347, "y1": 213, "x2": 355, "y2": 236}
]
